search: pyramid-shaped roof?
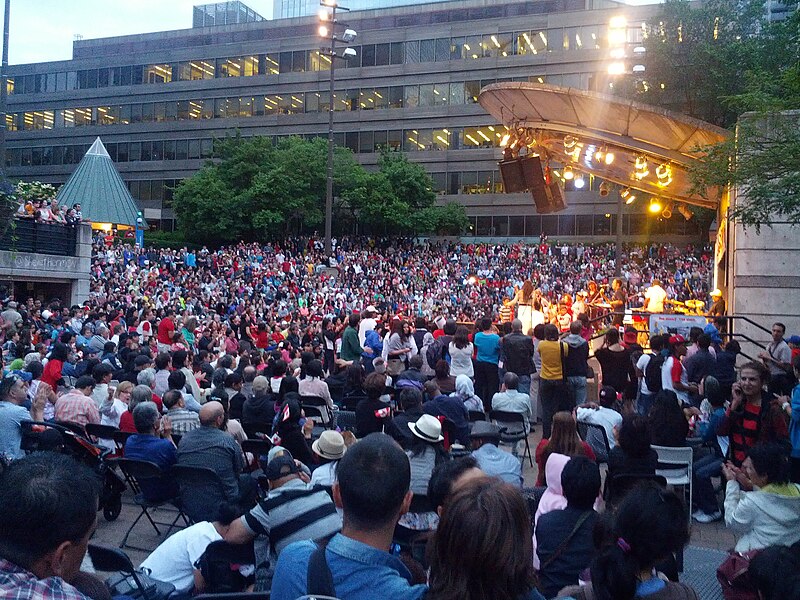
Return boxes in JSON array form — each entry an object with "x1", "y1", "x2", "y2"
[{"x1": 57, "y1": 138, "x2": 144, "y2": 227}]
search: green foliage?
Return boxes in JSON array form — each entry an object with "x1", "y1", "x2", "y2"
[
  {"x1": 16, "y1": 181, "x2": 58, "y2": 202},
  {"x1": 173, "y1": 136, "x2": 448, "y2": 241}
]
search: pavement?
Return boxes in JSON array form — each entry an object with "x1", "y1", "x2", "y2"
[{"x1": 88, "y1": 426, "x2": 730, "y2": 600}]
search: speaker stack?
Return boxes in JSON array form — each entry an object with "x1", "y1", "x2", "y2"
[{"x1": 498, "y1": 154, "x2": 568, "y2": 214}]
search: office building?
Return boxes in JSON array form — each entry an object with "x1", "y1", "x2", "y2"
[{"x1": 5, "y1": 0, "x2": 700, "y2": 240}]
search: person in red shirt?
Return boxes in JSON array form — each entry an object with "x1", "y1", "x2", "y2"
[{"x1": 156, "y1": 309, "x2": 175, "y2": 352}]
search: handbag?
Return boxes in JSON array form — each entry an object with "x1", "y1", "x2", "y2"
[{"x1": 716, "y1": 549, "x2": 760, "y2": 600}]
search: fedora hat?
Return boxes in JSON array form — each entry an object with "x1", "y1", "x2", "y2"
[
  {"x1": 312, "y1": 430, "x2": 346, "y2": 460},
  {"x1": 408, "y1": 414, "x2": 443, "y2": 442}
]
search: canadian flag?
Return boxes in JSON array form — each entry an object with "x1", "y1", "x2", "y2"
[
  {"x1": 374, "y1": 407, "x2": 391, "y2": 419},
  {"x1": 281, "y1": 404, "x2": 291, "y2": 422}
]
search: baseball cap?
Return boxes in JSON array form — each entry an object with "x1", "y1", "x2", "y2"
[
  {"x1": 265, "y1": 453, "x2": 299, "y2": 481},
  {"x1": 599, "y1": 385, "x2": 618, "y2": 404},
  {"x1": 787, "y1": 335, "x2": 800, "y2": 345},
  {"x1": 668, "y1": 334, "x2": 687, "y2": 345}
]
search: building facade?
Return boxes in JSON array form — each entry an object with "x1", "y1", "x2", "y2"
[{"x1": 5, "y1": 0, "x2": 701, "y2": 240}]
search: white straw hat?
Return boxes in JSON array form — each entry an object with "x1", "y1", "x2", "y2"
[{"x1": 408, "y1": 414, "x2": 444, "y2": 442}]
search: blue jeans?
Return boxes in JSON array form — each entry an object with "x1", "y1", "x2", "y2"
[
  {"x1": 567, "y1": 376, "x2": 587, "y2": 406},
  {"x1": 693, "y1": 453, "x2": 723, "y2": 514},
  {"x1": 638, "y1": 392, "x2": 655, "y2": 416}
]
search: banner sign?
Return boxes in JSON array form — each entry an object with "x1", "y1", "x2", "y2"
[{"x1": 649, "y1": 313, "x2": 708, "y2": 338}]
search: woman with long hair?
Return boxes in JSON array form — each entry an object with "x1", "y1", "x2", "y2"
[
  {"x1": 556, "y1": 483, "x2": 695, "y2": 600},
  {"x1": 428, "y1": 478, "x2": 544, "y2": 600},
  {"x1": 42, "y1": 342, "x2": 69, "y2": 390},
  {"x1": 448, "y1": 325, "x2": 474, "y2": 378},
  {"x1": 507, "y1": 280, "x2": 536, "y2": 337},
  {"x1": 648, "y1": 390, "x2": 689, "y2": 447},
  {"x1": 534, "y1": 411, "x2": 595, "y2": 486},
  {"x1": 386, "y1": 318, "x2": 413, "y2": 375},
  {"x1": 274, "y1": 392, "x2": 314, "y2": 466}
]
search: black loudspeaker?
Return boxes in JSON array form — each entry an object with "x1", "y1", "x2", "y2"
[
  {"x1": 530, "y1": 184, "x2": 553, "y2": 214},
  {"x1": 547, "y1": 181, "x2": 567, "y2": 212},
  {"x1": 499, "y1": 155, "x2": 545, "y2": 193}
]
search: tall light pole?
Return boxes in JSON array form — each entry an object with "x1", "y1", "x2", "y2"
[{"x1": 319, "y1": 1, "x2": 356, "y2": 257}]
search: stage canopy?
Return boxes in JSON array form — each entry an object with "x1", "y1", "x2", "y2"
[{"x1": 478, "y1": 83, "x2": 731, "y2": 209}]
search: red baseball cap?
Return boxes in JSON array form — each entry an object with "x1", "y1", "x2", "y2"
[{"x1": 668, "y1": 334, "x2": 687, "y2": 345}]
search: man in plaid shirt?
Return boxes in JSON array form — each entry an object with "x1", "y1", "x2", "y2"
[
  {"x1": 53, "y1": 376, "x2": 100, "y2": 428},
  {"x1": 0, "y1": 453, "x2": 100, "y2": 599}
]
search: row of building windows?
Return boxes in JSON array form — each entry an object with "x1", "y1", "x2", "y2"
[
  {"x1": 470, "y1": 213, "x2": 702, "y2": 238},
  {"x1": 7, "y1": 74, "x2": 601, "y2": 132},
  {"x1": 7, "y1": 24, "x2": 642, "y2": 95}
]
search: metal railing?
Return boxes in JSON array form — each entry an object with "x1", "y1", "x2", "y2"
[{"x1": 0, "y1": 219, "x2": 78, "y2": 256}]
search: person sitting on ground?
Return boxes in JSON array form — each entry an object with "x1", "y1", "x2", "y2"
[
  {"x1": 535, "y1": 411, "x2": 595, "y2": 487},
  {"x1": 536, "y1": 456, "x2": 602, "y2": 599},
  {"x1": 576, "y1": 385, "x2": 624, "y2": 450},
  {"x1": 386, "y1": 387, "x2": 425, "y2": 450},
  {"x1": 0, "y1": 453, "x2": 106, "y2": 599},
  {"x1": 469, "y1": 421, "x2": 522, "y2": 487},
  {"x1": 123, "y1": 401, "x2": 179, "y2": 502},
  {"x1": 224, "y1": 449, "x2": 342, "y2": 592},
  {"x1": 355, "y1": 372, "x2": 392, "y2": 437},
  {"x1": 722, "y1": 443, "x2": 800, "y2": 552},
  {"x1": 427, "y1": 478, "x2": 545, "y2": 600},
  {"x1": 270, "y1": 433, "x2": 427, "y2": 600},
  {"x1": 556, "y1": 483, "x2": 697, "y2": 600},
  {"x1": 422, "y1": 380, "x2": 470, "y2": 445},
  {"x1": 141, "y1": 503, "x2": 243, "y2": 596},
  {"x1": 607, "y1": 414, "x2": 658, "y2": 480}
]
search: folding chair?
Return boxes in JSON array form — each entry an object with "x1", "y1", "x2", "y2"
[
  {"x1": 652, "y1": 445, "x2": 693, "y2": 526},
  {"x1": 241, "y1": 439, "x2": 273, "y2": 473},
  {"x1": 301, "y1": 395, "x2": 333, "y2": 430},
  {"x1": 576, "y1": 421, "x2": 612, "y2": 465},
  {"x1": 85, "y1": 423, "x2": 119, "y2": 448},
  {"x1": 336, "y1": 410, "x2": 357, "y2": 432},
  {"x1": 87, "y1": 543, "x2": 175, "y2": 599},
  {"x1": 340, "y1": 394, "x2": 367, "y2": 412},
  {"x1": 489, "y1": 410, "x2": 533, "y2": 467},
  {"x1": 171, "y1": 464, "x2": 228, "y2": 524},
  {"x1": 468, "y1": 410, "x2": 487, "y2": 422},
  {"x1": 605, "y1": 473, "x2": 667, "y2": 506},
  {"x1": 107, "y1": 458, "x2": 187, "y2": 550},
  {"x1": 111, "y1": 430, "x2": 134, "y2": 452},
  {"x1": 55, "y1": 420, "x2": 88, "y2": 439}
]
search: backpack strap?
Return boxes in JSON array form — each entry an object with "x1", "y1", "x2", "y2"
[
  {"x1": 540, "y1": 510, "x2": 593, "y2": 571},
  {"x1": 306, "y1": 541, "x2": 336, "y2": 598}
]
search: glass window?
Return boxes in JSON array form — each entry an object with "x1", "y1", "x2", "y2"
[
  {"x1": 465, "y1": 81, "x2": 481, "y2": 103},
  {"x1": 56, "y1": 72, "x2": 67, "y2": 91},
  {"x1": 404, "y1": 129, "x2": 422, "y2": 152},
  {"x1": 404, "y1": 85, "x2": 418, "y2": 108},
  {"x1": 387, "y1": 130, "x2": 402, "y2": 151},
  {"x1": 435, "y1": 38, "x2": 450, "y2": 61},
  {"x1": 375, "y1": 43, "x2": 390, "y2": 66},
  {"x1": 558, "y1": 215, "x2": 576, "y2": 235},
  {"x1": 215, "y1": 98, "x2": 228, "y2": 118},
  {"x1": 476, "y1": 170, "x2": 493, "y2": 193},
  {"x1": 432, "y1": 128, "x2": 450, "y2": 150},
  {"x1": 593, "y1": 214, "x2": 613, "y2": 235},
  {"x1": 242, "y1": 55, "x2": 259, "y2": 76},
  {"x1": 419, "y1": 84, "x2": 435, "y2": 107},
  {"x1": 145, "y1": 64, "x2": 172, "y2": 84},
  {"x1": 390, "y1": 42, "x2": 404, "y2": 65},
  {"x1": 292, "y1": 51, "x2": 305, "y2": 73},
  {"x1": 305, "y1": 92, "x2": 320, "y2": 113},
  {"x1": 240, "y1": 96, "x2": 253, "y2": 117},
  {"x1": 541, "y1": 215, "x2": 558, "y2": 235},
  {"x1": 461, "y1": 171, "x2": 478, "y2": 193},
  {"x1": 450, "y1": 37, "x2": 464, "y2": 59},
  {"x1": 524, "y1": 215, "x2": 540, "y2": 236},
  {"x1": 546, "y1": 29, "x2": 560, "y2": 52},
  {"x1": 344, "y1": 131, "x2": 358, "y2": 153},
  {"x1": 361, "y1": 45, "x2": 376, "y2": 67},
  {"x1": 139, "y1": 181, "x2": 151, "y2": 202},
  {"x1": 475, "y1": 216, "x2": 491, "y2": 236},
  {"x1": 509, "y1": 215, "x2": 525, "y2": 236},
  {"x1": 419, "y1": 39, "x2": 435, "y2": 62},
  {"x1": 74, "y1": 108, "x2": 92, "y2": 127},
  {"x1": 117, "y1": 142, "x2": 129, "y2": 162},
  {"x1": 279, "y1": 52, "x2": 292, "y2": 73},
  {"x1": 201, "y1": 139, "x2": 213, "y2": 159},
  {"x1": 308, "y1": 50, "x2": 330, "y2": 72},
  {"x1": 141, "y1": 103, "x2": 154, "y2": 123},
  {"x1": 388, "y1": 86, "x2": 403, "y2": 109},
  {"x1": 141, "y1": 141, "x2": 152, "y2": 161},
  {"x1": 200, "y1": 100, "x2": 213, "y2": 120},
  {"x1": 448, "y1": 172, "x2": 460, "y2": 194},
  {"x1": 218, "y1": 57, "x2": 241, "y2": 77},
  {"x1": 430, "y1": 172, "x2": 446, "y2": 195},
  {"x1": 154, "y1": 102, "x2": 166, "y2": 122},
  {"x1": 151, "y1": 140, "x2": 163, "y2": 161},
  {"x1": 359, "y1": 130, "x2": 373, "y2": 153},
  {"x1": 165, "y1": 102, "x2": 177, "y2": 121},
  {"x1": 264, "y1": 53, "x2": 280, "y2": 75},
  {"x1": 164, "y1": 140, "x2": 176, "y2": 160},
  {"x1": 188, "y1": 139, "x2": 201, "y2": 160},
  {"x1": 405, "y1": 40, "x2": 420, "y2": 64},
  {"x1": 30, "y1": 148, "x2": 42, "y2": 166},
  {"x1": 175, "y1": 139, "x2": 188, "y2": 160},
  {"x1": 373, "y1": 130, "x2": 387, "y2": 151},
  {"x1": 576, "y1": 214, "x2": 593, "y2": 236},
  {"x1": 450, "y1": 82, "x2": 465, "y2": 105},
  {"x1": 129, "y1": 142, "x2": 141, "y2": 162},
  {"x1": 433, "y1": 82, "x2": 448, "y2": 106}
]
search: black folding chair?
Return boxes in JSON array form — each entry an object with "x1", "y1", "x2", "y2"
[
  {"x1": 242, "y1": 422, "x2": 272, "y2": 440},
  {"x1": 55, "y1": 420, "x2": 88, "y2": 438},
  {"x1": 576, "y1": 421, "x2": 611, "y2": 464},
  {"x1": 112, "y1": 430, "x2": 134, "y2": 451},
  {"x1": 340, "y1": 394, "x2": 367, "y2": 412},
  {"x1": 605, "y1": 473, "x2": 667, "y2": 506},
  {"x1": 468, "y1": 410, "x2": 487, "y2": 422},
  {"x1": 336, "y1": 410, "x2": 357, "y2": 432},
  {"x1": 107, "y1": 458, "x2": 187, "y2": 550},
  {"x1": 301, "y1": 395, "x2": 334, "y2": 430},
  {"x1": 87, "y1": 543, "x2": 175, "y2": 600},
  {"x1": 85, "y1": 423, "x2": 119, "y2": 449},
  {"x1": 489, "y1": 410, "x2": 533, "y2": 467},
  {"x1": 171, "y1": 464, "x2": 228, "y2": 524}
]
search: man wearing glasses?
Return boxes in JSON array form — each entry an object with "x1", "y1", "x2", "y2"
[{"x1": 0, "y1": 373, "x2": 44, "y2": 461}]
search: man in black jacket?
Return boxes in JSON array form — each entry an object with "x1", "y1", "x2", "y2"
[
  {"x1": 499, "y1": 319, "x2": 536, "y2": 415},
  {"x1": 563, "y1": 321, "x2": 590, "y2": 406}
]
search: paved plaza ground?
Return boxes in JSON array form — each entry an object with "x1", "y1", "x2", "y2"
[{"x1": 88, "y1": 424, "x2": 732, "y2": 600}]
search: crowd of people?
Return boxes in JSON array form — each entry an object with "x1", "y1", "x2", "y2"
[
  {"x1": 0, "y1": 234, "x2": 799, "y2": 600},
  {"x1": 15, "y1": 198, "x2": 83, "y2": 226}
]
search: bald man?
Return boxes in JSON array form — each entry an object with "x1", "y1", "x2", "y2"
[{"x1": 177, "y1": 400, "x2": 257, "y2": 507}]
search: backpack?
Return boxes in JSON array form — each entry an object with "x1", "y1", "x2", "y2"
[
  {"x1": 426, "y1": 336, "x2": 450, "y2": 370},
  {"x1": 644, "y1": 353, "x2": 665, "y2": 393}
]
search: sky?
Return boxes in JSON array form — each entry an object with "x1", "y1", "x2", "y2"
[{"x1": 4, "y1": 0, "x2": 661, "y2": 66}]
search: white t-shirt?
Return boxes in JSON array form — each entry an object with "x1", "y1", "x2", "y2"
[
  {"x1": 661, "y1": 356, "x2": 689, "y2": 405},
  {"x1": 636, "y1": 353, "x2": 653, "y2": 395},
  {"x1": 644, "y1": 285, "x2": 667, "y2": 313},
  {"x1": 576, "y1": 406, "x2": 622, "y2": 449},
  {"x1": 140, "y1": 521, "x2": 222, "y2": 593},
  {"x1": 358, "y1": 317, "x2": 377, "y2": 346}
]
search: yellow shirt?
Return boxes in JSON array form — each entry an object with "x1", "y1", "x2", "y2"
[{"x1": 538, "y1": 340, "x2": 568, "y2": 381}]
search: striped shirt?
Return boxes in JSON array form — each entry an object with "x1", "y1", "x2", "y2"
[
  {"x1": 166, "y1": 408, "x2": 200, "y2": 435},
  {"x1": 728, "y1": 401, "x2": 762, "y2": 466},
  {"x1": 242, "y1": 478, "x2": 341, "y2": 591}
]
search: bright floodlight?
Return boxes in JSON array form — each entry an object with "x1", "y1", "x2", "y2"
[
  {"x1": 342, "y1": 28, "x2": 357, "y2": 42},
  {"x1": 318, "y1": 25, "x2": 329, "y2": 37},
  {"x1": 343, "y1": 47, "x2": 357, "y2": 58}
]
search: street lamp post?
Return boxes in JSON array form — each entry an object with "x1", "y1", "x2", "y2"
[
  {"x1": 0, "y1": 0, "x2": 11, "y2": 170},
  {"x1": 319, "y1": 1, "x2": 355, "y2": 257}
]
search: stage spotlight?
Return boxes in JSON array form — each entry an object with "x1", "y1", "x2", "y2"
[
  {"x1": 648, "y1": 198, "x2": 663, "y2": 214},
  {"x1": 599, "y1": 181, "x2": 612, "y2": 197}
]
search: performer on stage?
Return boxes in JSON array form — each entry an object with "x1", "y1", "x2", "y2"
[
  {"x1": 610, "y1": 278, "x2": 627, "y2": 327},
  {"x1": 585, "y1": 280, "x2": 606, "y2": 327},
  {"x1": 642, "y1": 279, "x2": 667, "y2": 313},
  {"x1": 506, "y1": 279, "x2": 535, "y2": 335}
]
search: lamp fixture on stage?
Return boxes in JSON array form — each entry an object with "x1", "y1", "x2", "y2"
[
  {"x1": 648, "y1": 198, "x2": 663, "y2": 214},
  {"x1": 574, "y1": 175, "x2": 585, "y2": 188},
  {"x1": 677, "y1": 204, "x2": 694, "y2": 220},
  {"x1": 563, "y1": 135, "x2": 577, "y2": 151},
  {"x1": 563, "y1": 166, "x2": 575, "y2": 180},
  {"x1": 661, "y1": 203, "x2": 673, "y2": 219},
  {"x1": 656, "y1": 163, "x2": 673, "y2": 187},
  {"x1": 620, "y1": 188, "x2": 636, "y2": 204},
  {"x1": 634, "y1": 155, "x2": 649, "y2": 180},
  {"x1": 599, "y1": 181, "x2": 612, "y2": 196}
]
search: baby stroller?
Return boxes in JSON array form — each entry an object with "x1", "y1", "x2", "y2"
[{"x1": 20, "y1": 420, "x2": 126, "y2": 521}]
